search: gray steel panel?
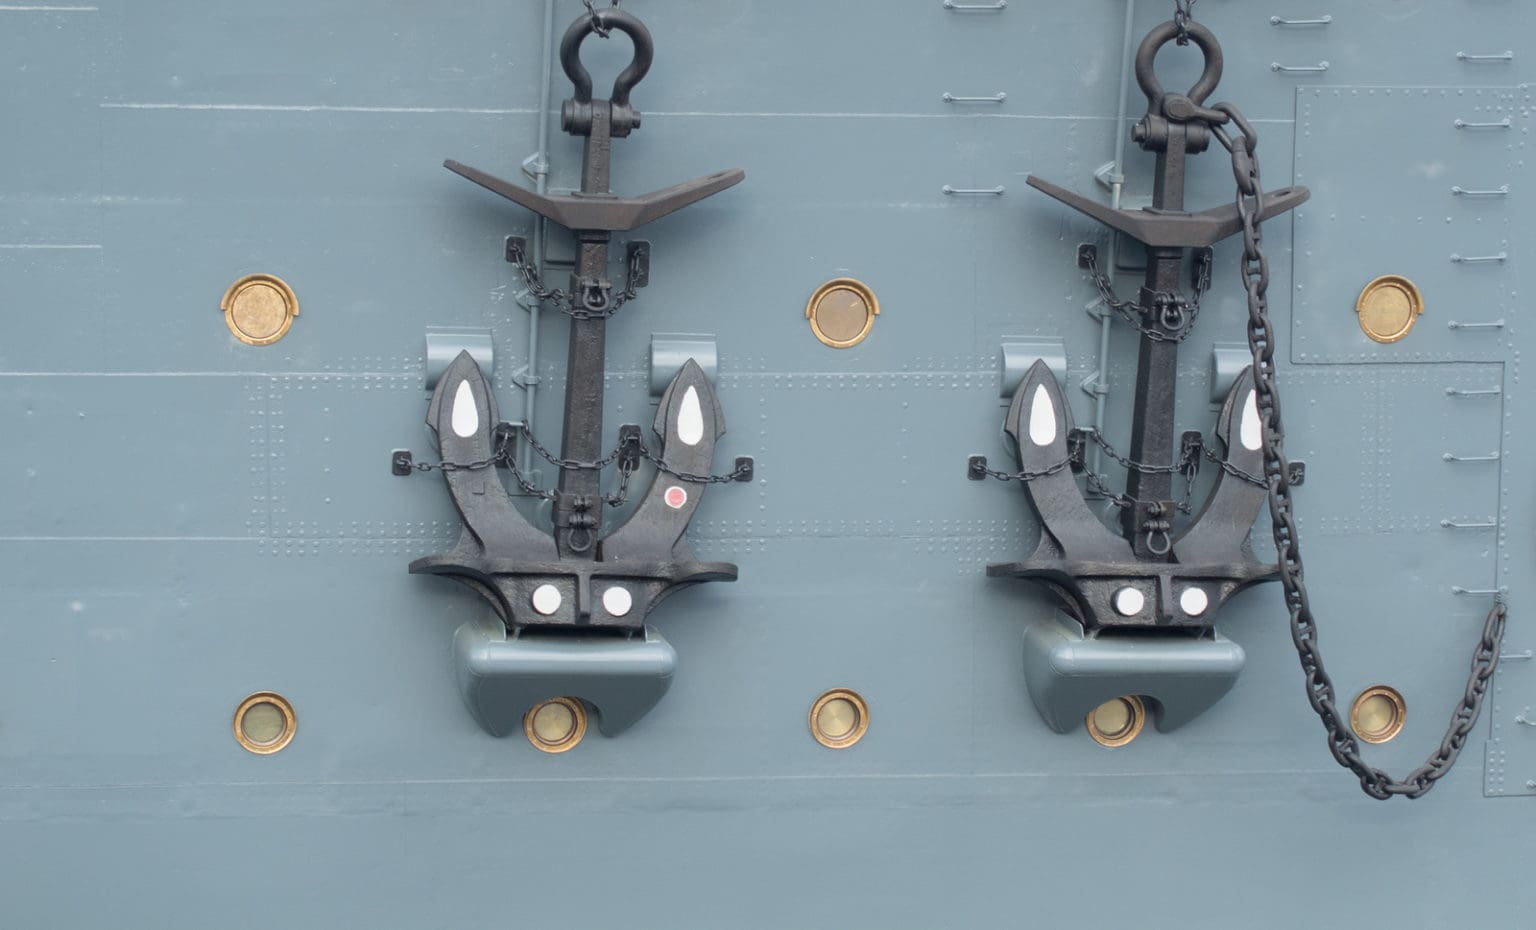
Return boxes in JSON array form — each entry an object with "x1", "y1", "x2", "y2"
[{"x1": 2, "y1": 1, "x2": 1534, "y2": 927}]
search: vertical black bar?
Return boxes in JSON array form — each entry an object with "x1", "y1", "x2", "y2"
[
  {"x1": 1120, "y1": 129, "x2": 1187, "y2": 554},
  {"x1": 554, "y1": 105, "x2": 614, "y2": 558}
]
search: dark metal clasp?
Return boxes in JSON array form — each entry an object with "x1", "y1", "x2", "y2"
[
  {"x1": 1134, "y1": 20, "x2": 1224, "y2": 111},
  {"x1": 560, "y1": 8, "x2": 654, "y2": 137}
]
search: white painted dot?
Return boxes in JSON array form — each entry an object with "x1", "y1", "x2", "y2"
[
  {"x1": 1180, "y1": 587, "x2": 1210, "y2": 617},
  {"x1": 451, "y1": 380, "x2": 479, "y2": 439},
  {"x1": 531, "y1": 584, "x2": 562, "y2": 616},
  {"x1": 677, "y1": 385, "x2": 704, "y2": 447},
  {"x1": 1113, "y1": 587, "x2": 1146, "y2": 617},
  {"x1": 1240, "y1": 389, "x2": 1261, "y2": 452},
  {"x1": 602, "y1": 586, "x2": 633, "y2": 617},
  {"x1": 1028, "y1": 384, "x2": 1058, "y2": 446}
]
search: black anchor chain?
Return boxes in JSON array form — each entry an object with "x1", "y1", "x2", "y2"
[{"x1": 1207, "y1": 95, "x2": 1508, "y2": 799}]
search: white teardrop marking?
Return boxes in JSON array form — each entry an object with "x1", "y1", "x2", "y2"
[
  {"x1": 1239, "y1": 389, "x2": 1261, "y2": 452},
  {"x1": 1028, "y1": 384, "x2": 1058, "y2": 447},
  {"x1": 677, "y1": 385, "x2": 704, "y2": 447},
  {"x1": 451, "y1": 380, "x2": 479, "y2": 439}
]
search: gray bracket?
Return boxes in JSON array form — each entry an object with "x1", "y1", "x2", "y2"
[
  {"x1": 453, "y1": 616, "x2": 677, "y2": 737},
  {"x1": 1000, "y1": 338, "x2": 1067, "y2": 402},
  {"x1": 1021, "y1": 610, "x2": 1246, "y2": 733},
  {"x1": 1210, "y1": 342, "x2": 1251, "y2": 403},
  {"x1": 425, "y1": 328, "x2": 494, "y2": 390},
  {"x1": 650, "y1": 333, "x2": 717, "y2": 398}
]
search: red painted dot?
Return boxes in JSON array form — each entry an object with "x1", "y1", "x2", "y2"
[{"x1": 664, "y1": 486, "x2": 687, "y2": 509}]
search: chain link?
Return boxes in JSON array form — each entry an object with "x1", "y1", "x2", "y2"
[
  {"x1": 1084, "y1": 246, "x2": 1210, "y2": 343},
  {"x1": 971, "y1": 458, "x2": 1072, "y2": 483},
  {"x1": 583, "y1": 0, "x2": 618, "y2": 38},
  {"x1": 507, "y1": 237, "x2": 643, "y2": 321},
  {"x1": 1173, "y1": 0, "x2": 1197, "y2": 45},
  {"x1": 1209, "y1": 100, "x2": 1508, "y2": 800}
]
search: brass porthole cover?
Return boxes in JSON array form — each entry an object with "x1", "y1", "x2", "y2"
[
  {"x1": 233, "y1": 691, "x2": 297, "y2": 755},
  {"x1": 1086, "y1": 695, "x2": 1146, "y2": 748},
  {"x1": 806, "y1": 278, "x2": 879, "y2": 348},
  {"x1": 1356, "y1": 275, "x2": 1423, "y2": 344},
  {"x1": 524, "y1": 697, "x2": 588, "y2": 754},
  {"x1": 809, "y1": 688, "x2": 870, "y2": 749},
  {"x1": 1351, "y1": 685, "x2": 1407, "y2": 744},
  {"x1": 221, "y1": 273, "x2": 299, "y2": 346}
]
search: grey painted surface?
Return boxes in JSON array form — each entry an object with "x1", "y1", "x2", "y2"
[{"x1": 1, "y1": 1, "x2": 1533, "y2": 927}]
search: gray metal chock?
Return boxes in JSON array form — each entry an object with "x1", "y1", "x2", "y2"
[
  {"x1": 453, "y1": 617, "x2": 676, "y2": 737},
  {"x1": 1021, "y1": 611, "x2": 1246, "y2": 733}
]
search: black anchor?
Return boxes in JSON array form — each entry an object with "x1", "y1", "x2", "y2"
[
  {"x1": 983, "y1": 21, "x2": 1308, "y2": 630},
  {"x1": 412, "y1": 7, "x2": 747, "y2": 631}
]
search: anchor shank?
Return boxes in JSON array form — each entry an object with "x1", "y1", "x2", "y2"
[
  {"x1": 1121, "y1": 129, "x2": 1189, "y2": 556},
  {"x1": 554, "y1": 104, "x2": 616, "y2": 559}
]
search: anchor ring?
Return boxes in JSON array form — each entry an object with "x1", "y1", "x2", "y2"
[
  {"x1": 1146, "y1": 529, "x2": 1173, "y2": 556},
  {"x1": 568, "y1": 525, "x2": 595, "y2": 554},
  {"x1": 560, "y1": 8, "x2": 654, "y2": 108},
  {"x1": 1134, "y1": 20, "x2": 1224, "y2": 108}
]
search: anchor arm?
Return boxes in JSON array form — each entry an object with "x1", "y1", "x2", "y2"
[
  {"x1": 443, "y1": 160, "x2": 746, "y2": 234},
  {"x1": 1025, "y1": 175, "x2": 1310, "y2": 249}
]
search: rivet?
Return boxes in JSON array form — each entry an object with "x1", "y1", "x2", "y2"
[
  {"x1": 1179, "y1": 587, "x2": 1210, "y2": 616},
  {"x1": 233, "y1": 691, "x2": 297, "y2": 755},
  {"x1": 1113, "y1": 586, "x2": 1146, "y2": 616},
  {"x1": 809, "y1": 688, "x2": 870, "y2": 749},
  {"x1": 1086, "y1": 695, "x2": 1146, "y2": 748},
  {"x1": 531, "y1": 584, "x2": 562, "y2": 616},
  {"x1": 523, "y1": 697, "x2": 587, "y2": 753},
  {"x1": 601, "y1": 586, "x2": 633, "y2": 617},
  {"x1": 221, "y1": 274, "x2": 299, "y2": 346}
]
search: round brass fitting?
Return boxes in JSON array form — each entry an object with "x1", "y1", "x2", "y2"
[
  {"x1": 1351, "y1": 686, "x2": 1406, "y2": 744},
  {"x1": 233, "y1": 691, "x2": 297, "y2": 755},
  {"x1": 806, "y1": 278, "x2": 879, "y2": 348},
  {"x1": 221, "y1": 273, "x2": 299, "y2": 346},
  {"x1": 1086, "y1": 695, "x2": 1146, "y2": 748},
  {"x1": 523, "y1": 697, "x2": 588, "y2": 754},
  {"x1": 1356, "y1": 275, "x2": 1423, "y2": 344},
  {"x1": 809, "y1": 688, "x2": 870, "y2": 749}
]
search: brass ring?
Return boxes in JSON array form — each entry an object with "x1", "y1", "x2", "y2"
[
  {"x1": 221, "y1": 273, "x2": 299, "y2": 346},
  {"x1": 524, "y1": 697, "x2": 588, "y2": 753},
  {"x1": 1085, "y1": 695, "x2": 1146, "y2": 748},
  {"x1": 809, "y1": 688, "x2": 870, "y2": 749},
  {"x1": 1351, "y1": 685, "x2": 1407, "y2": 744},
  {"x1": 1356, "y1": 275, "x2": 1423, "y2": 344},
  {"x1": 806, "y1": 278, "x2": 880, "y2": 349},
  {"x1": 233, "y1": 692, "x2": 297, "y2": 755}
]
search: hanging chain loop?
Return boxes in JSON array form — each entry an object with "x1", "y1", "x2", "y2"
[
  {"x1": 411, "y1": 421, "x2": 750, "y2": 506},
  {"x1": 1207, "y1": 100, "x2": 1508, "y2": 800},
  {"x1": 507, "y1": 237, "x2": 643, "y2": 320},
  {"x1": 1083, "y1": 245, "x2": 1211, "y2": 343}
]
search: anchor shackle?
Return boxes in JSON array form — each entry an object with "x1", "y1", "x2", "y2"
[
  {"x1": 560, "y1": 8, "x2": 654, "y2": 138},
  {"x1": 1132, "y1": 20, "x2": 1227, "y2": 154}
]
